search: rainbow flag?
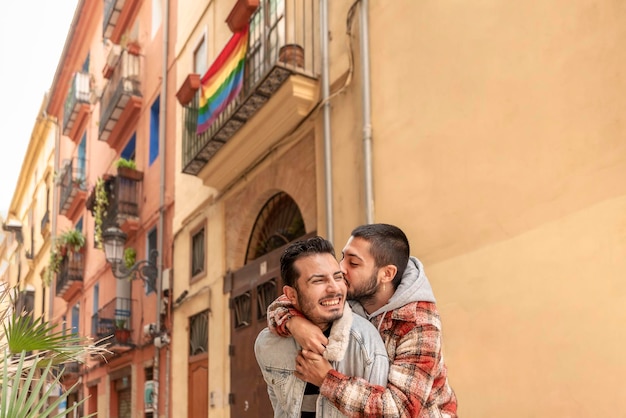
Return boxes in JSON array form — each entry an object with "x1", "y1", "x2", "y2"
[{"x1": 197, "y1": 27, "x2": 249, "y2": 134}]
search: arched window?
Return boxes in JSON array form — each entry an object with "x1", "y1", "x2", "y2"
[{"x1": 244, "y1": 192, "x2": 305, "y2": 263}]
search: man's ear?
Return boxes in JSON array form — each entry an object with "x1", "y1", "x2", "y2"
[
  {"x1": 283, "y1": 285, "x2": 297, "y2": 305},
  {"x1": 379, "y1": 264, "x2": 397, "y2": 285}
]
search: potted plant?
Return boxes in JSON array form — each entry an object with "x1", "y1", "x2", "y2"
[
  {"x1": 114, "y1": 319, "x2": 131, "y2": 343},
  {"x1": 59, "y1": 228, "x2": 86, "y2": 253},
  {"x1": 115, "y1": 157, "x2": 143, "y2": 181},
  {"x1": 45, "y1": 246, "x2": 64, "y2": 285}
]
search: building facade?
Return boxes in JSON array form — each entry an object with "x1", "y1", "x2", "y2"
[
  {"x1": 2, "y1": 97, "x2": 56, "y2": 328},
  {"x1": 2, "y1": 0, "x2": 624, "y2": 417},
  {"x1": 43, "y1": 0, "x2": 176, "y2": 416}
]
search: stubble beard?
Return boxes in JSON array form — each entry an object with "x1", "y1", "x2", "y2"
[
  {"x1": 347, "y1": 269, "x2": 378, "y2": 304},
  {"x1": 297, "y1": 293, "x2": 344, "y2": 330}
]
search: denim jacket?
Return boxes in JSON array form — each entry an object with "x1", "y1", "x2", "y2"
[{"x1": 255, "y1": 303, "x2": 389, "y2": 418}]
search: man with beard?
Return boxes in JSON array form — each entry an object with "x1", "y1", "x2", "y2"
[
  {"x1": 267, "y1": 224, "x2": 458, "y2": 417},
  {"x1": 255, "y1": 236, "x2": 389, "y2": 418}
]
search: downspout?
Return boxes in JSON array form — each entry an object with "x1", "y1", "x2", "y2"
[
  {"x1": 321, "y1": 0, "x2": 334, "y2": 242},
  {"x1": 360, "y1": 0, "x2": 374, "y2": 224},
  {"x1": 155, "y1": 0, "x2": 170, "y2": 416}
]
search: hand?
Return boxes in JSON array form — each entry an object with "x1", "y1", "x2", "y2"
[
  {"x1": 295, "y1": 349, "x2": 332, "y2": 387},
  {"x1": 288, "y1": 316, "x2": 328, "y2": 355}
]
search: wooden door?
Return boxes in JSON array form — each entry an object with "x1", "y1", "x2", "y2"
[
  {"x1": 229, "y1": 249, "x2": 283, "y2": 417},
  {"x1": 188, "y1": 353, "x2": 209, "y2": 418}
]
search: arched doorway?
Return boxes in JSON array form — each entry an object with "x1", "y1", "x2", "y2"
[{"x1": 228, "y1": 192, "x2": 308, "y2": 417}]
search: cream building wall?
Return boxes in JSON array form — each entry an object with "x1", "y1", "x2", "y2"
[
  {"x1": 327, "y1": 1, "x2": 626, "y2": 416},
  {"x1": 172, "y1": 0, "x2": 625, "y2": 417},
  {"x1": 4, "y1": 100, "x2": 56, "y2": 321}
]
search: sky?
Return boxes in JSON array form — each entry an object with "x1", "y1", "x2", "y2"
[{"x1": 0, "y1": 0, "x2": 79, "y2": 214}]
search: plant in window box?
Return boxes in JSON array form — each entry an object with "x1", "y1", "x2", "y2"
[
  {"x1": 72, "y1": 176, "x2": 87, "y2": 190},
  {"x1": 45, "y1": 245, "x2": 64, "y2": 285},
  {"x1": 115, "y1": 157, "x2": 143, "y2": 181},
  {"x1": 114, "y1": 319, "x2": 131, "y2": 343},
  {"x1": 94, "y1": 178, "x2": 109, "y2": 249},
  {"x1": 59, "y1": 228, "x2": 86, "y2": 253}
]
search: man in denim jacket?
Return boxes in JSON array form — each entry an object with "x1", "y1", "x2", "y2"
[{"x1": 255, "y1": 237, "x2": 389, "y2": 418}]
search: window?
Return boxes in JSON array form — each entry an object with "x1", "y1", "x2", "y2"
[
  {"x1": 191, "y1": 226, "x2": 205, "y2": 279},
  {"x1": 92, "y1": 284, "x2": 99, "y2": 336},
  {"x1": 233, "y1": 293, "x2": 251, "y2": 328},
  {"x1": 71, "y1": 303, "x2": 80, "y2": 335},
  {"x1": 247, "y1": 0, "x2": 285, "y2": 87},
  {"x1": 82, "y1": 54, "x2": 90, "y2": 73},
  {"x1": 189, "y1": 311, "x2": 209, "y2": 355},
  {"x1": 149, "y1": 97, "x2": 160, "y2": 165},
  {"x1": 75, "y1": 217, "x2": 83, "y2": 233},
  {"x1": 193, "y1": 35, "x2": 207, "y2": 76},
  {"x1": 256, "y1": 279, "x2": 277, "y2": 319},
  {"x1": 146, "y1": 227, "x2": 158, "y2": 294},
  {"x1": 78, "y1": 133, "x2": 87, "y2": 182},
  {"x1": 121, "y1": 134, "x2": 136, "y2": 161}
]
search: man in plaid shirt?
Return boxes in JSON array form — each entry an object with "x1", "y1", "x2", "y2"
[{"x1": 268, "y1": 224, "x2": 458, "y2": 417}]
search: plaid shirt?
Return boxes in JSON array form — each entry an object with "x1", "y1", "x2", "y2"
[{"x1": 269, "y1": 296, "x2": 458, "y2": 417}]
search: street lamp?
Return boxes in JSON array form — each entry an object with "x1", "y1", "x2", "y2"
[{"x1": 102, "y1": 225, "x2": 159, "y2": 293}]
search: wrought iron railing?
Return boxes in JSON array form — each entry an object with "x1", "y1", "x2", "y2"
[
  {"x1": 92, "y1": 297, "x2": 132, "y2": 340},
  {"x1": 56, "y1": 251, "x2": 84, "y2": 296},
  {"x1": 99, "y1": 50, "x2": 142, "y2": 140},
  {"x1": 181, "y1": 0, "x2": 318, "y2": 175},
  {"x1": 62, "y1": 71, "x2": 90, "y2": 135},
  {"x1": 58, "y1": 157, "x2": 87, "y2": 215},
  {"x1": 109, "y1": 175, "x2": 141, "y2": 220}
]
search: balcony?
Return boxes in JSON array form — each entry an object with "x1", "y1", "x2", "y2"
[
  {"x1": 55, "y1": 251, "x2": 84, "y2": 302},
  {"x1": 181, "y1": 0, "x2": 319, "y2": 189},
  {"x1": 87, "y1": 172, "x2": 142, "y2": 235},
  {"x1": 93, "y1": 297, "x2": 133, "y2": 353},
  {"x1": 62, "y1": 72, "x2": 91, "y2": 140},
  {"x1": 59, "y1": 361, "x2": 82, "y2": 385},
  {"x1": 103, "y1": 0, "x2": 141, "y2": 43},
  {"x1": 58, "y1": 158, "x2": 87, "y2": 219},
  {"x1": 98, "y1": 49, "x2": 142, "y2": 151}
]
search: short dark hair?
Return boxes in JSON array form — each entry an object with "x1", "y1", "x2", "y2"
[
  {"x1": 350, "y1": 223, "x2": 410, "y2": 289},
  {"x1": 280, "y1": 236, "x2": 336, "y2": 288}
]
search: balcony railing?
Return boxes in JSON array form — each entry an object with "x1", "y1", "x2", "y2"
[
  {"x1": 62, "y1": 72, "x2": 91, "y2": 137},
  {"x1": 98, "y1": 49, "x2": 142, "y2": 143},
  {"x1": 55, "y1": 251, "x2": 84, "y2": 299},
  {"x1": 58, "y1": 158, "x2": 87, "y2": 217},
  {"x1": 93, "y1": 297, "x2": 133, "y2": 349},
  {"x1": 182, "y1": 0, "x2": 318, "y2": 175}
]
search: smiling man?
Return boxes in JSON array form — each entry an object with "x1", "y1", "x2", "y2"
[{"x1": 254, "y1": 236, "x2": 389, "y2": 418}]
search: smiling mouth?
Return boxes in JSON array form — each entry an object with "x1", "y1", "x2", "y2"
[{"x1": 320, "y1": 296, "x2": 342, "y2": 307}]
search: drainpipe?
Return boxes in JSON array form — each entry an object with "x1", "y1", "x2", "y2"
[
  {"x1": 155, "y1": 0, "x2": 170, "y2": 416},
  {"x1": 360, "y1": 0, "x2": 374, "y2": 224},
  {"x1": 321, "y1": 0, "x2": 333, "y2": 242}
]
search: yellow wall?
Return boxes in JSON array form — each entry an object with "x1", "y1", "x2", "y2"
[{"x1": 172, "y1": 0, "x2": 626, "y2": 416}]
